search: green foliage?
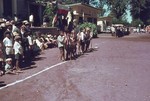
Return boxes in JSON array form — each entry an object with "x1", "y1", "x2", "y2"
[
  {"x1": 106, "y1": 0, "x2": 129, "y2": 19},
  {"x1": 43, "y1": 4, "x2": 54, "y2": 26},
  {"x1": 130, "y1": 0, "x2": 150, "y2": 25},
  {"x1": 79, "y1": 22, "x2": 98, "y2": 38},
  {"x1": 112, "y1": 18, "x2": 130, "y2": 26},
  {"x1": 131, "y1": 19, "x2": 143, "y2": 27}
]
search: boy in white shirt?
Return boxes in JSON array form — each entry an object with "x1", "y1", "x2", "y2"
[{"x1": 13, "y1": 36, "x2": 23, "y2": 72}]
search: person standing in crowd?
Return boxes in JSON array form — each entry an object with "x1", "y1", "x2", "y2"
[
  {"x1": 70, "y1": 30, "x2": 77, "y2": 59},
  {"x1": 3, "y1": 31, "x2": 13, "y2": 58},
  {"x1": 20, "y1": 25, "x2": 26, "y2": 38},
  {"x1": 12, "y1": 22, "x2": 21, "y2": 38},
  {"x1": 14, "y1": 14, "x2": 18, "y2": 22},
  {"x1": 5, "y1": 22, "x2": 12, "y2": 33},
  {"x1": 85, "y1": 27, "x2": 92, "y2": 52},
  {"x1": 78, "y1": 28, "x2": 86, "y2": 54},
  {"x1": 57, "y1": 31, "x2": 65, "y2": 61},
  {"x1": 43, "y1": 14, "x2": 50, "y2": 27},
  {"x1": 27, "y1": 31, "x2": 33, "y2": 59},
  {"x1": 13, "y1": 36, "x2": 23, "y2": 72},
  {"x1": 61, "y1": 15, "x2": 68, "y2": 32},
  {"x1": 22, "y1": 31, "x2": 29, "y2": 63},
  {"x1": 11, "y1": 20, "x2": 17, "y2": 33},
  {"x1": 64, "y1": 32, "x2": 71, "y2": 60},
  {"x1": 29, "y1": 13, "x2": 34, "y2": 27},
  {"x1": 0, "y1": 42, "x2": 4, "y2": 76}
]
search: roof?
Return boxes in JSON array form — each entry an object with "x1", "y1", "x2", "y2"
[
  {"x1": 58, "y1": 4, "x2": 69, "y2": 10},
  {"x1": 98, "y1": 16, "x2": 113, "y2": 20},
  {"x1": 65, "y1": 3, "x2": 102, "y2": 11}
]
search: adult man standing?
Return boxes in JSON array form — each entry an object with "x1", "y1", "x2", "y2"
[{"x1": 3, "y1": 31, "x2": 13, "y2": 58}]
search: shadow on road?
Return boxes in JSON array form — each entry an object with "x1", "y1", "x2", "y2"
[
  {"x1": 0, "y1": 81, "x2": 6, "y2": 87},
  {"x1": 32, "y1": 56, "x2": 47, "y2": 61}
]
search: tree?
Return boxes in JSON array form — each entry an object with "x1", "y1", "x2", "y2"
[
  {"x1": 106, "y1": 0, "x2": 129, "y2": 19},
  {"x1": 130, "y1": 0, "x2": 150, "y2": 25},
  {"x1": 130, "y1": 0, "x2": 145, "y2": 19}
]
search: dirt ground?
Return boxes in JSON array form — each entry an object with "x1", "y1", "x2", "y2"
[{"x1": 0, "y1": 32, "x2": 150, "y2": 101}]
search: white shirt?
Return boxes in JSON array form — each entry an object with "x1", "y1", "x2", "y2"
[
  {"x1": 80, "y1": 32, "x2": 85, "y2": 41},
  {"x1": 57, "y1": 35, "x2": 64, "y2": 48},
  {"x1": 27, "y1": 35, "x2": 33, "y2": 45},
  {"x1": 29, "y1": 15, "x2": 34, "y2": 22},
  {"x1": 3, "y1": 37, "x2": 13, "y2": 47},
  {"x1": 35, "y1": 39, "x2": 42, "y2": 48},
  {"x1": 13, "y1": 41, "x2": 23, "y2": 55},
  {"x1": 12, "y1": 25, "x2": 17, "y2": 33},
  {"x1": 5, "y1": 63, "x2": 11, "y2": 71}
]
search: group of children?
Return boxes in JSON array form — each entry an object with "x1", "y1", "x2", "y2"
[{"x1": 57, "y1": 27, "x2": 93, "y2": 61}]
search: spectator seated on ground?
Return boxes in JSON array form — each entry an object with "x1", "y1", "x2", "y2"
[
  {"x1": 33, "y1": 31, "x2": 45, "y2": 51},
  {"x1": 45, "y1": 34, "x2": 57, "y2": 48},
  {"x1": 5, "y1": 58, "x2": 18, "y2": 75},
  {"x1": 39, "y1": 34, "x2": 50, "y2": 49},
  {"x1": 33, "y1": 37, "x2": 45, "y2": 51}
]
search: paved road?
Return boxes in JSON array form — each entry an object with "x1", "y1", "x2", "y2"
[{"x1": 0, "y1": 33, "x2": 150, "y2": 101}]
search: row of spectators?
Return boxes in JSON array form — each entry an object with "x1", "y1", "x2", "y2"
[{"x1": 0, "y1": 19, "x2": 57, "y2": 75}]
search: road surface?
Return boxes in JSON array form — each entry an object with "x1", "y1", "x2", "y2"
[{"x1": 0, "y1": 33, "x2": 150, "y2": 101}]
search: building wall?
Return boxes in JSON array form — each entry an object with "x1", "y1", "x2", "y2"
[
  {"x1": 70, "y1": 4, "x2": 100, "y2": 24},
  {"x1": 0, "y1": 0, "x2": 28, "y2": 20},
  {"x1": 17, "y1": 0, "x2": 28, "y2": 19}
]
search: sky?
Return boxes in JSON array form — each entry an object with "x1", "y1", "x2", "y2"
[
  {"x1": 90, "y1": 0, "x2": 132, "y2": 23},
  {"x1": 126, "y1": 9, "x2": 132, "y2": 23},
  {"x1": 103, "y1": 4, "x2": 132, "y2": 23}
]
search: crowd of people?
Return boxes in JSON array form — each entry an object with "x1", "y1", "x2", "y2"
[
  {"x1": 0, "y1": 15, "x2": 94, "y2": 77},
  {"x1": 0, "y1": 19, "x2": 57, "y2": 76},
  {"x1": 110, "y1": 25, "x2": 130, "y2": 37}
]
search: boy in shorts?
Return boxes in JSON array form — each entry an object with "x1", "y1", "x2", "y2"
[{"x1": 13, "y1": 36, "x2": 23, "y2": 72}]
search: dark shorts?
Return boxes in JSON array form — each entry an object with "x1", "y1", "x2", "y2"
[
  {"x1": 59, "y1": 47, "x2": 64, "y2": 53},
  {"x1": 15, "y1": 53, "x2": 21, "y2": 60}
]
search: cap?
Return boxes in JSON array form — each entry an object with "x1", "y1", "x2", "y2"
[
  {"x1": 13, "y1": 32, "x2": 19, "y2": 36},
  {"x1": 14, "y1": 35, "x2": 21, "y2": 40},
  {"x1": 5, "y1": 58, "x2": 12, "y2": 62}
]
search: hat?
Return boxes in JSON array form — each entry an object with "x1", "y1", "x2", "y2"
[
  {"x1": 13, "y1": 32, "x2": 19, "y2": 36},
  {"x1": 6, "y1": 21, "x2": 12, "y2": 26},
  {"x1": 5, "y1": 58, "x2": 12, "y2": 62},
  {"x1": 0, "y1": 23, "x2": 6, "y2": 27},
  {"x1": 0, "y1": 19, "x2": 4, "y2": 23},
  {"x1": 14, "y1": 35, "x2": 21, "y2": 40}
]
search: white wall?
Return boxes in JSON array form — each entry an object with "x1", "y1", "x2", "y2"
[{"x1": 97, "y1": 21, "x2": 104, "y2": 32}]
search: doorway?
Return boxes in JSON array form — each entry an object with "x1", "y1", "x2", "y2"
[{"x1": 3, "y1": 0, "x2": 12, "y2": 19}]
